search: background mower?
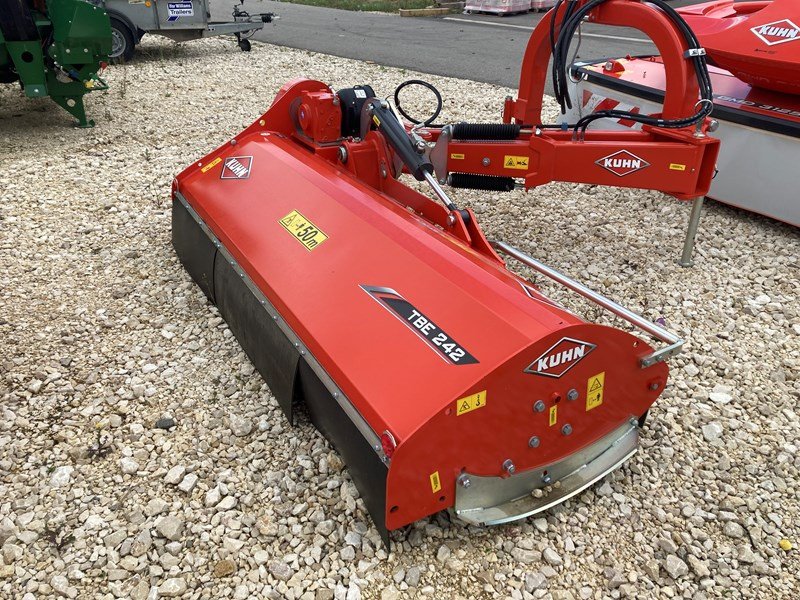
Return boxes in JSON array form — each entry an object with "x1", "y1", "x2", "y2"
[
  {"x1": 0, "y1": 0, "x2": 112, "y2": 127},
  {"x1": 173, "y1": 0, "x2": 719, "y2": 544},
  {"x1": 567, "y1": 0, "x2": 799, "y2": 234}
]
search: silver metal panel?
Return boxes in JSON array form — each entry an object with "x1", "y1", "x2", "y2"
[{"x1": 455, "y1": 421, "x2": 638, "y2": 525}]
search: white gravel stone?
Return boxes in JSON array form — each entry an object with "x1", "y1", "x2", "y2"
[
  {"x1": 119, "y1": 457, "x2": 139, "y2": 474},
  {"x1": 164, "y1": 465, "x2": 186, "y2": 485},
  {"x1": 664, "y1": 555, "x2": 689, "y2": 579},
  {"x1": 156, "y1": 516, "x2": 184, "y2": 541},
  {"x1": 177, "y1": 473, "x2": 198, "y2": 493},
  {"x1": 701, "y1": 422, "x2": 723, "y2": 442},
  {"x1": 158, "y1": 577, "x2": 187, "y2": 597},
  {"x1": 50, "y1": 466, "x2": 74, "y2": 488}
]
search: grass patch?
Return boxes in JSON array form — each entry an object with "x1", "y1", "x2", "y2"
[{"x1": 279, "y1": 0, "x2": 433, "y2": 12}]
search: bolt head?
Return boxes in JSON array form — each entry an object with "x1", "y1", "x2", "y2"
[
  {"x1": 458, "y1": 475, "x2": 471, "y2": 488},
  {"x1": 567, "y1": 389, "x2": 579, "y2": 401},
  {"x1": 528, "y1": 436, "x2": 540, "y2": 448},
  {"x1": 502, "y1": 459, "x2": 515, "y2": 475},
  {"x1": 482, "y1": 157, "x2": 491, "y2": 167},
  {"x1": 533, "y1": 400, "x2": 545, "y2": 413},
  {"x1": 561, "y1": 423, "x2": 573, "y2": 436}
]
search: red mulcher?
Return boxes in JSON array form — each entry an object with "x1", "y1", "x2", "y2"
[{"x1": 172, "y1": 0, "x2": 719, "y2": 544}]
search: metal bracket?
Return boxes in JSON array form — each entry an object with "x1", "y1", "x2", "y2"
[{"x1": 491, "y1": 240, "x2": 684, "y2": 368}]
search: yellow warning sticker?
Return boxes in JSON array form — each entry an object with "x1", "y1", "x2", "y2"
[
  {"x1": 586, "y1": 372, "x2": 605, "y2": 411},
  {"x1": 279, "y1": 210, "x2": 328, "y2": 251},
  {"x1": 504, "y1": 155, "x2": 529, "y2": 170},
  {"x1": 450, "y1": 153, "x2": 465, "y2": 160},
  {"x1": 455, "y1": 390, "x2": 487, "y2": 416},
  {"x1": 669, "y1": 163, "x2": 687, "y2": 171},
  {"x1": 373, "y1": 115, "x2": 381, "y2": 127},
  {"x1": 430, "y1": 471, "x2": 441, "y2": 493},
  {"x1": 200, "y1": 157, "x2": 222, "y2": 173},
  {"x1": 549, "y1": 405, "x2": 558, "y2": 426}
]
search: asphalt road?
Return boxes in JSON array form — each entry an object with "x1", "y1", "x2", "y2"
[{"x1": 212, "y1": 1, "x2": 701, "y2": 90}]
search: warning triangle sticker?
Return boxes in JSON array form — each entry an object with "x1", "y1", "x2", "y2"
[
  {"x1": 460, "y1": 401, "x2": 470, "y2": 412},
  {"x1": 589, "y1": 378, "x2": 603, "y2": 392},
  {"x1": 505, "y1": 158, "x2": 515, "y2": 167}
]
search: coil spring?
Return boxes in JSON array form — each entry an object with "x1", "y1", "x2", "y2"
[{"x1": 451, "y1": 123, "x2": 521, "y2": 140}]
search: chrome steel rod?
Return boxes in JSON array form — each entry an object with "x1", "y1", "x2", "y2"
[
  {"x1": 492, "y1": 240, "x2": 681, "y2": 345},
  {"x1": 679, "y1": 196, "x2": 704, "y2": 267}
]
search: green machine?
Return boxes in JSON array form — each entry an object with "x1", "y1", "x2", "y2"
[{"x1": 1, "y1": 0, "x2": 112, "y2": 127}]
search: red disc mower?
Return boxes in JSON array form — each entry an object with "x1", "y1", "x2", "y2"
[{"x1": 172, "y1": 0, "x2": 720, "y2": 544}]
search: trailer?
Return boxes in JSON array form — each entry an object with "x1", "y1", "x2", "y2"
[
  {"x1": 464, "y1": 0, "x2": 532, "y2": 16},
  {"x1": 100, "y1": 0, "x2": 275, "y2": 62}
]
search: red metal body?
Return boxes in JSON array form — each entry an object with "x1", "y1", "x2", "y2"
[
  {"x1": 678, "y1": 0, "x2": 800, "y2": 96},
  {"x1": 447, "y1": 0, "x2": 719, "y2": 201},
  {"x1": 172, "y1": 0, "x2": 713, "y2": 540},
  {"x1": 175, "y1": 79, "x2": 667, "y2": 531}
]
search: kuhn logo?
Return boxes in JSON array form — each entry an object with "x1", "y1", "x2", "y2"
[
  {"x1": 596, "y1": 150, "x2": 650, "y2": 177},
  {"x1": 524, "y1": 337, "x2": 596, "y2": 378},
  {"x1": 220, "y1": 156, "x2": 253, "y2": 179},
  {"x1": 751, "y1": 19, "x2": 800, "y2": 46}
]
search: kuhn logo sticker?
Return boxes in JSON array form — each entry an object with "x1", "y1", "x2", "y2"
[
  {"x1": 596, "y1": 150, "x2": 650, "y2": 177},
  {"x1": 220, "y1": 156, "x2": 253, "y2": 179},
  {"x1": 751, "y1": 19, "x2": 800, "y2": 46},
  {"x1": 361, "y1": 285, "x2": 478, "y2": 365},
  {"x1": 524, "y1": 337, "x2": 596, "y2": 378}
]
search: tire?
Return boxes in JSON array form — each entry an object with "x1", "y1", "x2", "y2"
[
  {"x1": 109, "y1": 17, "x2": 135, "y2": 64},
  {"x1": 238, "y1": 38, "x2": 252, "y2": 52}
]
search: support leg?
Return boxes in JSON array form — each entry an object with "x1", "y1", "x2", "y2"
[{"x1": 679, "y1": 196, "x2": 704, "y2": 268}]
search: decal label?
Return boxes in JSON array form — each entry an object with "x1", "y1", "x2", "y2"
[
  {"x1": 549, "y1": 405, "x2": 558, "y2": 426},
  {"x1": 200, "y1": 156, "x2": 222, "y2": 173},
  {"x1": 361, "y1": 286, "x2": 478, "y2": 365},
  {"x1": 525, "y1": 337, "x2": 596, "y2": 378},
  {"x1": 455, "y1": 390, "x2": 487, "y2": 416},
  {"x1": 669, "y1": 163, "x2": 686, "y2": 172},
  {"x1": 279, "y1": 210, "x2": 328, "y2": 251},
  {"x1": 504, "y1": 155, "x2": 529, "y2": 170},
  {"x1": 167, "y1": 1, "x2": 193, "y2": 21},
  {"x1": 586, "y1": 372, "x2": 605, "y2": 411},
  {"x1": 220, "y1": 156, "x2": 253, "y2": 180},
  {"x1": 596, "y1": 150, "x2": 650, "y2": 177},
  {"x1": 751, "y1": 19, "x2": 800, "y2": 46},
  {"x1": 430, "y1": 471, "x2": 441, "y2": 493},
  {"x1": 450, "y1": 153, "x2": 465, "y2": 160}
]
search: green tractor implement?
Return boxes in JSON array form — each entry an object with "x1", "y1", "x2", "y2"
[{"x1": 1, "y1": 0, "x2": 112, "y2": 127}]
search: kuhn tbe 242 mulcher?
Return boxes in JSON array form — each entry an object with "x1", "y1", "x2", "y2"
[{"x1": 173, "y1": 0, "x2": 719, "y2": 543}]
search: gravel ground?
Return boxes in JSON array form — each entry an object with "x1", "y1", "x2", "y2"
[{"x1": 1, "y1": 36, "x2": 798, "y2": 600}]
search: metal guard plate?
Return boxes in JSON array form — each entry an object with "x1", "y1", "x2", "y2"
[{"x1": 454, "y1": 422, "x2": 638, "y2": 525}]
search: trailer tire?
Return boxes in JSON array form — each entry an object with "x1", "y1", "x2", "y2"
[
  {"x1": 238, "y1": 38, "x2": 252, "y2": 52},
  {"x1": 109, "y1": 17, "x2": 135, "y2": 64}
]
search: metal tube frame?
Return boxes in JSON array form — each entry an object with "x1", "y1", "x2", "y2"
[
  {"x1": 491, "y1": 240, "x2": 684, "y2": 367},
  {"x1": 679, "y1": 196, "x2": 704, "y2": 268}
]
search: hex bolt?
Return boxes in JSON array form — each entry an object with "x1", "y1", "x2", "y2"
[
  {"x1": 649, "y1": 382, "x2": 660, "y2": 391},
  {"x1": 561, "y1": 423, "x2": 573, "y2": 436},
  {"x1": 482, "y1": 157, "x2": 491, "y2": 167},
  {"x1": 502, "y1": 459, "x2": 515, "y2": 475},
  {"x1": 458, "y1": 475, "x2": 471, "y2": 488},
  {"x1": 567, "y1": 389, "x2": 579, "y2": 401},
  {"x1": 533, "y1": 400, "x2": 546, "y2": 413},
  {"x1": 528, "y1": 436, "x2": 540, "y2": 448},
  {"x1": 542, "y1": 473, "x2": 552, "y2": 484}
]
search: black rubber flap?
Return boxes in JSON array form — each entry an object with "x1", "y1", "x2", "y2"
[
  {"x1": 212, "y1": 243, "x2": 299, "y2": 421},
  {"x1": 171, "y1": 198, "x2": 217, "y2": 304},
  {"x1": 296, "y1": 360, "x2": 389, "y2": 546}
]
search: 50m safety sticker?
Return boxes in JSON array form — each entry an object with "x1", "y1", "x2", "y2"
[
  {"x1": 279, "y1": 211, "x2": 328, "y2": 251},
  {"x1": 361, "y1": 286, "x2": 478, "y2": 365}
]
